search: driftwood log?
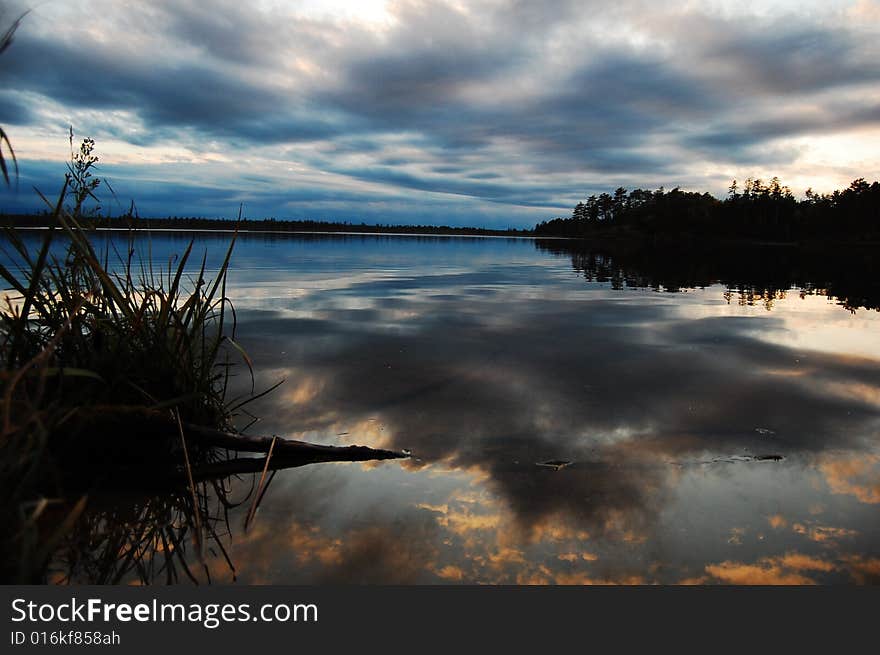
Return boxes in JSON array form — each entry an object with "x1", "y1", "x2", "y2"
[
  {"x1": 61, "y1": 405, "x2": 410, "y2": 484},
  {"x1": 182, "y1": 422, "x2": 405, "y2": 459},
  {"x1": 182, "y1": 423, "x2": 409, "y2": 481}
]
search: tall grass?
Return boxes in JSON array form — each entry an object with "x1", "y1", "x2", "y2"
[
  {"x1": 0, "y1": 155, "x2": 244, "y2": 429},
  {"x1": 0, "y1": 137, "x2": 253, "y2": 582},
  {"x1": 0, "y1": 9, "x2": 27, "y2": 185}
]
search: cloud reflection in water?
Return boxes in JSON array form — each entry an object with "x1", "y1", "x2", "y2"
[{"x1": 194, "y1": 235, "x2": 880, "y2": 584}]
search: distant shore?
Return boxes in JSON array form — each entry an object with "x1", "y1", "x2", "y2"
[
  {"x1": 5, "y1": 211, "x2": 879, "y2": 248},
  {"x1": 0, "y1": 213, "x2": 534, "y2": 238}
]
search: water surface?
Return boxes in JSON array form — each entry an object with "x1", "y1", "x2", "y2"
[{"x1": 11, "y1": 231, "x2": 880, "y2": 584}]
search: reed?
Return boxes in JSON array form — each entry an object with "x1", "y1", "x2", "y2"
[
  {"x1": 0, "y1": 136, "x2": 252, "y2": 581},
  {"x1": 0, "y1": 9, "x2": 27, "y2": 185}
]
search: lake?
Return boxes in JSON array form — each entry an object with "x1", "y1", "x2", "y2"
[{"x1": 9, "y1": 230, "x2": 880, "y2": 584}]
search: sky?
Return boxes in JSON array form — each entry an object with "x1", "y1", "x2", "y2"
[{"x1": 1, "y1": 0, "x2": 879, "y2": 228}]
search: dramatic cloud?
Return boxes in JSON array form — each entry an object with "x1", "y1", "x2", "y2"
[{"x1": 1, "y1": 0, "x2": 879, "y2": 226}]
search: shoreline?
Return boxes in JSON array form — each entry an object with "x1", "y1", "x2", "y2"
[
  {"x1": 4, "y1": 221, "x2": 878, "y2": 248},
  {"x1": 2, "y1": 226, "x2": 549, "y2": 240}
]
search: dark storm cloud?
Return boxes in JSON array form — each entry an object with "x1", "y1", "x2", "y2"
[
  {"x1": 3, "y1": 1, "x2": 880, "y2": 222},
  {"x1": 0, "y1": 34, "x2": 347, "y2": 144},
  {"x1": 322, "y1": 47, "x2": 519, "y2": 123},
  {"x1": 321, "y1": 164, "x2": 567, "y2": 207},
  {"x1": 321, "y1": 52, "x2": 703, "y2": 175},
  {"x1": 559, "y1": 55, "x2": 716, "y2": 120},
  {"x1": 703, "y1": 23, "x2": 880, "y2": 96},
  {"x1": 0, "y1": 92, "x2": 32, "y2": 125},
  {"x1": 157, "y1": 0, "x2": 294, "y2": 66}
]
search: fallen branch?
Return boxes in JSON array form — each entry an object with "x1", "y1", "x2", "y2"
[
  {"x1": 193, "y1": 454, "x2": 389, "y2": 482},
  {"x1": 65, "y1": 406, "x2": 408, "y2": 462},
  {"x1": 181, "y1": 422, "x2": 408, "y2": 461},
  {"x1": 54, "y1": 406, "x2": 409, "y2": 491},
  {"x1": 184, "y1": 425, "x2": 408, "y2": 483}
]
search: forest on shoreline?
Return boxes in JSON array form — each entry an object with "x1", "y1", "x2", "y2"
[
  {"x1": 535, "y1": 177, "x2": 880, "y2": 243},
  {"x1": 0, "y1": 212, "x2": 532, "y2": 237}
]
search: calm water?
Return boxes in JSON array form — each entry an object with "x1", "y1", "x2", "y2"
[{"x1": 9, "y1": 231, "x2": 880, "y2": 584}]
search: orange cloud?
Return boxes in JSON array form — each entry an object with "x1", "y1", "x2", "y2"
[
  {"x1": 438, "y1": 510, "x2": 502, "y2": 534},
  {"x1": 677, "y1": 575, "x2": 710, "y2": 585},
  {"x1": 776, "y1": 553, "x2": 837, "y2": 573},
  {"x1": 434, "y1": 565, "x2": 465, "y2": 581},
  {"x1": 705, "y1": 562, "x2": 815, "y2": 585},
  {"x1": 819, "y1": 454, "x2": 880, "y2": 504},
  {"x1": 526, "y1": 519, "x2": 590, "y2": 545},
  {"x1": 487, "y1": 547, "x2": 526, "y2": 569},
  {"x1": 554, "y1": 571, "x2": 646, "y2": 585},
  {"x1": 841, "y1": 556, "x2": 880, "y2": 584},
  {"x1": 705, "y1": 552, "x2": 838, "y2": 585},
  {"x1": 767, "y1": 515, "x2": 788, "y2": 529},
  {"x1": 792, "y1": 522, "x2": 858, "y2": 544}
]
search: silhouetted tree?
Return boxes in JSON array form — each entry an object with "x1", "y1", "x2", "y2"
[{"x1": 534, "y1": 177, "x2": 880, "y2": 242}]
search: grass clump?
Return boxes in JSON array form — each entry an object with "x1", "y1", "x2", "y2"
[{"x1": 0, "y1": 136, "x2": 252, "y2": 582}]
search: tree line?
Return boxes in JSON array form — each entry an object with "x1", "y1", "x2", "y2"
[
  {"x1": 535, "y1": 177, "x2": 880, "y2": 242},
  {"x1": 0, "y1": 212, "x2": 531, "y2": 237}
]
